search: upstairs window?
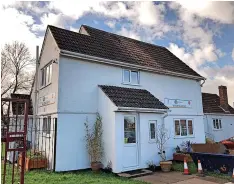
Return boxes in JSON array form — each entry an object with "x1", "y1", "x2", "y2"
[
  {"x1": 41, "y1": 63, "x2": 52, "y2": 87},
  {"x1": 213, "y1": 119, "x2": 222, "y2": 130},
  {"x1": 123, "y1": 69, "x2": 139, "y2": 85}
]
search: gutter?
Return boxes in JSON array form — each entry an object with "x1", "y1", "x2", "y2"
[
  {"x1": 200, "y1": 78, "x2": 206, "y2": 87},
  {"x1": 204, "y1": 113, "x2": 234, "y2": 116},
  {"x1": 60, "y1": 50, "x2": 206, "y2": 81},
  {"x1": 116, "y1": 107, "x2": 169, "y2": 113}
]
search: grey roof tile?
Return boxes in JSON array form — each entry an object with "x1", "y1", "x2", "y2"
[
  {"x1": 99, "y1": 85, "x2": 168, "y2": 109},
  {"x1": 48, "y1": 25, "x2": 203, "y2": 79}
]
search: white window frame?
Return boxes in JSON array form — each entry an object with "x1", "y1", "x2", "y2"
[
  {"x1": 124, "y1": 115, "x2": 137, "y2": 145},
  {"x1": 42, "y1": 116, "x2": 51, "y2": 135},
  {"x1": 149, "y1": 120, "x2": 157, "y2": 142},
  {"x1": 212, "y1": 118, "x2": 222, "y2": 130},
  {"x1": 174, "y1": 119, "x2": 194, "y2": 138},
  {"x1": 41, "y1": 62, "x2": 52, "y2": 88},
  {"x1": 122, "y1": 69, "x2": 140, "y2": 85}
]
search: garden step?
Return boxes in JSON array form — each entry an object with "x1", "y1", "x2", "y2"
[{"x1": 118, "y1": 169, "x2": 153, "y2": 178}]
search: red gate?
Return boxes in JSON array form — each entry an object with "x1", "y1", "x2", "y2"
[{"x1": 1, "y1": 98, "x2": 29, "y2": 184}]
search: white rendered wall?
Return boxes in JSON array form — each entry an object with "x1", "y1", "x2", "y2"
[
  {"x1": 113, "y1": 112, "x2": 205, "y2": 173},
  {"x1": 55, "y1": 56, "x2": 204, "y2": 172},
  {"x1": 98, "y1": 88, "x2": 117, "y2": 168},
  {"x1": 58, "y1": 56, "x2": 203, "y2": 116},
  {"x1": 204, "y1": 114, "x2": 234, "y2": 142}
]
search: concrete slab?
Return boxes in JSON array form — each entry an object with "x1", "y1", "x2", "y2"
[
  {"x1": 174, "y1": 178, "x2": 218, "y2": 184},
  {"x1": 134, "y1": 171, "x2": 231, "y2": 184}
]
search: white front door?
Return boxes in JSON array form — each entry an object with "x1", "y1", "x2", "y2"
[{"x1": 122, "y1": 115, "x2": 139, "y2": 169}]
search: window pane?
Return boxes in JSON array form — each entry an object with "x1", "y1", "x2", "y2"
[
  {"x1": 219, "y1": 119, "x2": 222, "y2": 129},
  {"x1": 41, "y1": 69, "x2": 44, "y2": 86},
  {"x1": 180, "y1": 120, "x2": 187, "y2": 136},
  {"x1": 123, "y1": 70, "x2": 130, "y2": 83},
  {"x1": 188, "y1": 120, "x2": 193, "y2": 135},
  {"x1": 47, "y1": 116, "x2": 51, "y2": 134},
  {"x1": 43, "y1": 118, "x2": 47, "y2": 133},
  {"x1": 150, "y1": 122, "x2": 156, "y2": 139},
  {"x1": 124, "y1": 116, "x2": 136, "y2": 143},
  {"x1": 46, "y1": 65, "x2": 50, "y2": 84},
  {"x1": 216, "y1": 119, "x2": 219, "y2": 129},
  {"x1": 213, "y1": 120, "x2": 216, "y2": 129},
  {"x1": 175, "y1": 120, "x2": 180, "y2": 136},
  {"x1": 49, "y1": 64, "x2": 52, "y2": 83},
  {"x1": 131, "y1": 71, "x2": 138, "y2": 84}
]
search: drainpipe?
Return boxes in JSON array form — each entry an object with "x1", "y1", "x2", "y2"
[
  {"x1": 33, "y1": 46, "x2": 39, "y2": 120},
  {"x1": 161, "y1": 110, "x2": 170, "y2": 124},
  {"x1": 200, "y1": 79, "x2": 206, "y2": 87}
]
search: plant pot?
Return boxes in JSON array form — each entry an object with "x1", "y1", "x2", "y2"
[
  {"x1": 91, "y1": 162, "x2": 102, "y2": 172},
  {"x1": 173, "y1": 153, "x2": 193, "y2": 162},
  {"x1": 160, "y1": 161, "x2": 172, "y2": 172},
  {"x1": 18, "y1": 154, "x2": 47, "y2": 171}
]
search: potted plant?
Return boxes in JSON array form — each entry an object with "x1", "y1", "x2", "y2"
[
  {"x1": 173, "y1": 144, "x2": 193, "y2": 162},
  {"x1": 146, "y1": 161, "x2": 157, "y2": 172},
  {"x1": 18, "y1": 150, "x2": 47, "y2": 171},
  {"x1": 84, "y1": 113, "x2": 103, "y2": 172},
  {"x1": 155, "y1": 123, "x2": 172, "y2": 172}
]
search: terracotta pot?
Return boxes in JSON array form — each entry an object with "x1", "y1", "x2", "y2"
[
  {"x1": 91, "y1": 162, "x2": 102, "y2": 172},
  {"x1": 160, "y1": 161, "x2": 172, "y2": 172},
  {"x1": 18, "y1": 154, "x2": 47, "y2": 171}
]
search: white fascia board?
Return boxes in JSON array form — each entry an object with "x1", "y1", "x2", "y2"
[
  {"x1": 204, "y1": 113, "x2": 234, "y2": 116},
  {"x1": 116, "y1": 107, "x2": 169, "y2": 113}
]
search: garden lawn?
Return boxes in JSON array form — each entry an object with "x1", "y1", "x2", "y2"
[{"x1": 2, "y1": 166, "x2": 148, "y2": 184}]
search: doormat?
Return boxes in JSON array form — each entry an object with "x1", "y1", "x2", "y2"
[{"x1": 118, "y1": 169, "x2": 152, "y2": 178}]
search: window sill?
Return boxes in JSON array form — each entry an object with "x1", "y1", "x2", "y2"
[
  {"x1": 122, "y1": 83, "x2": 141, "y2": 86},
  {"x1": 174, "y1": 136, "x2": 195, "y2": 139},
  {"x1": 213, "y1": 129, "x2": 223, "y2": 131},
  {"x1": 148, "y1": 140, "x2": 156, "y2": 144},
  {"x1": 40, "y1": 83, "x2": 52, "y2": 90}
]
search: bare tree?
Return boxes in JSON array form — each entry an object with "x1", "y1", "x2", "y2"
[
  {"x1": 1, "y1": 41, "x2": 35, "y2": 116},
  {"x1": 155, "y1": 123, "x2": 170, "y2": 161}
]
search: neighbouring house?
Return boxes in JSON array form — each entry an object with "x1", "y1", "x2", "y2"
[
  {"x1": 202, "y1": 86, "x2": 234, "y2": 142},
  {"x1": 31, "y1": 25, "x2": 206, "y2": 173},
  {"x1": 2, "y1": 94, "x2": 55, "y2": 170}
]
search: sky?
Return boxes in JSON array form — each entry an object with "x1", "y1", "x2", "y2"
[{"x1": 1, "y1": 1, "x2": 234, "y2": 105}]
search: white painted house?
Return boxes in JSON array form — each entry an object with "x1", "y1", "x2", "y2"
[
  {"x1": 202, "y1": 86, "x2": 234, "y2": 142},
  {"x1": 32, "y1": 25, "x2": 207, "y2": 173}
]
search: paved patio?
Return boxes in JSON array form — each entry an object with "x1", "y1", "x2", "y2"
[{"x1": 134, "y1": 172, "x2": 232, "y2": 184}]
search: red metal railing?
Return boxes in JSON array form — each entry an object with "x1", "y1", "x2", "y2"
[{"x1": 1, "y1": 98, "x2": 57, "y2": 184}]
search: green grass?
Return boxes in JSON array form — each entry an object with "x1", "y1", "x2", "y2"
[
  {"x1": 2, "y1": 164, "x2": 148, "y2": 184},
  {"x1": 172, "y1": 161, "x2": 197, "y2": 174},
  {"x1": 206, "y1": 172, "x2": 233, "y2": 182},
  {"x1": 1, "y1": 142, "x2": 6, "y2": 159}
]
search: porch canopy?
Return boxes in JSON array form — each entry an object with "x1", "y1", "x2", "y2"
[{"x1": 99, "y1": 85, "x2": 168, "y2": 113}]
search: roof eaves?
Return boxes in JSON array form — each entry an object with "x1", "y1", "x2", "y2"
[{"x1": 116, "y1": 106, "x2": 169, "y2": 113}]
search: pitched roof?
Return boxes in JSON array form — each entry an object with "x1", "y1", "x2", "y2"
[
  {"x1": 202, "y1": 93, "x2": 234, "y2": 114},
  {"x1": 48, "y1": 25, "x2": 203, "y2": 79},
  {"x1": 99, "y1": 85, "x2": 168, "y2": 110},
  {"x1": 11, "y1": 94, "x2": 33, "y2": 115}
]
